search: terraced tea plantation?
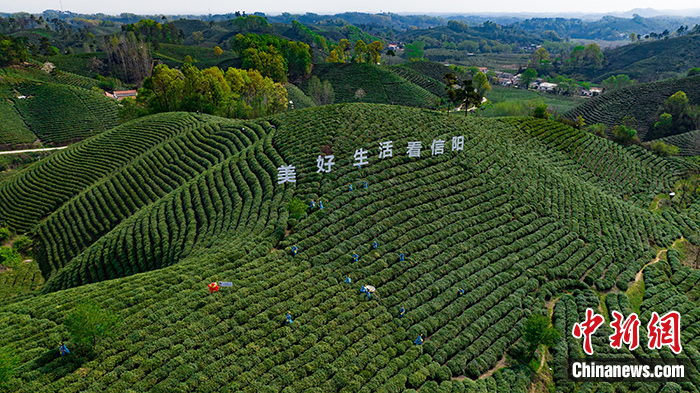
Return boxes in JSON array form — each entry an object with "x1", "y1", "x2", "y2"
[
  {"x1": 0, "y1": 67, "x2": 120, "y2": 147},
  {"x1": 655, "y1": 130, "x2": 700, "y2": 156},
  {"x1": 1, "y1": 104, "x2": 699, "y2": 392},
  {"x1": 0, "y1": 99, "x2": 36, "y2": 145},
  {"x1": 300, "y1": 63, "x2": 440, "y2": 108},
  {"x1": 565, "y1": 74, "x2": 700, "y2": 140}
]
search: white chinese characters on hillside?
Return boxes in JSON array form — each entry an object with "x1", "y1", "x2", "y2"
[
  {"x1": 316, "y1": 155, "x2": 335, "y2": 173},
  {"x1": 278, "y1": 136, "x2": 465, "y2": 182},
  {"x1": 277, "y1": 165, "x2": 297, "y2": 184}
]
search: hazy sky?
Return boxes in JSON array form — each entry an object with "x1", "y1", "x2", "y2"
[{"x1": 4, "y1": 0, "x2": 700, "y2": 16}]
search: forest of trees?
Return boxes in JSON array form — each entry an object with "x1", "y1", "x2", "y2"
[
  {"x1": 0, "y1": 33, "x2": 28, "y2": 66},
  {"x1": 132, "y1": 63, "x2": 288, "y2": 119},
  {"x1": 232, "y1": 33, "x2": 312, "y2": 83}
]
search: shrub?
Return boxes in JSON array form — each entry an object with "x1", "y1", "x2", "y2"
[
  {"x1": 649, "y1": 141, "x2": 679, "y2": 157},
  {"x1": 0, "y1": 246, "x2": 21, "y2": 268},
  {"x1": 532, "y1": 104, "x2": 549, "y2": 119},
  {"x1": 612, "y1": 124, "x2": 638, "y2": 144},
  {"x1": 407, "y1": 371, "x2": 426, "y2": 388},
  {"x1": 286, "y1": 198, "x2": 306, "y2": 220},
  {"x1": 12, "y1": 235, "x2": 32, "y2": 255},
  {"x1": 0, "y1": 347, "x2": 20, "y2": 391},
  {"x1": 585, "y1": 123, "x2": 607, "y2": 137},
  {"x1": 0, "y1": 227, "x2": 10, "y2": 243},
  {"x1": 436, "y1": 365, "x2": 452, "y2": 382},
  {"x1": 64, "y1": 301, "x2": 121, "y2": 349}
]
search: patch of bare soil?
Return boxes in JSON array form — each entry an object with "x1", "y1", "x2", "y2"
[{"x1": 635, "y1": 248, "x2": 667, "y2": 282}]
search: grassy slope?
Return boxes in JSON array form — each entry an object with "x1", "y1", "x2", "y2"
[
  {"x1": 0, "y1": 105, "x2": 699, "y2": 392},
  {"x1": 488, "y1": 85, "x2": 584, "y2": 114},
  {"x1": 564, "y1": 74, "x2": 700, "y2": 140}
]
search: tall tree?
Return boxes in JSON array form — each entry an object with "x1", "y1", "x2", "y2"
[
  {"x1": 0, "y1": 34, "x2": 28, "y2": 66},
  {"x1": 445, "y1": 74, "x2": 483, "y2": 115},
  {"x1": 520, "y1": 68, "x2": 538, "y2": 87},
  {"x1": 522, "y1": 314, "x2": 560, "y2": 362},
  {"x1": 367, "y1": 41, "x2": 383, "y2": 64},
  {"x1": 337, "y1": 39, "x2": 350, "y2": 62},
  {"x1": 105, "y1": 32, "x2": 152, "y2": 85},
  {"x1": 404, "y1": 41, "x2": 425, "y2": 61},
  {"x1": 473, "y1": 71, "x2": 491, "y2": 96},
  {"x1": 354, "y1": 40, "x2": 367, "y2": 63},
  {"x1": 64, "y1": 301, "x2": 120, "y2": 349},
  {"x1": 242, "y1": 47, "x2": 287, "y2": 83}
]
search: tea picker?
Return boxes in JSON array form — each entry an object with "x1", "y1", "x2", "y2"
[
  {"x1": 349, "y1": 184, "x2": 353, "y2": 191},
  {"x1": 291, "y1": 245, "x2": 299, "y2": 256},
  {"x1": 360, "y1": 284, "x2": 375, "y2": 300},
  {"x1": 285, "y1": 312, "x2": 293, "y2": 324},
  {"x1": 399, "y1": 252, "x2": 404, "y2": 262},
  {"x1": 58, "y1": 342, "x2": 70, "y2": 357},
  {"x1": 399, "y1": 306, "x2": 405, "y2": 318},
  {"x1": 414, "y1": 334, "x2": 424, "y2": 345},
  {"x1": 352, "y1": 253, "x2": 359, "y2": 262},
  {"x1": 309, "y1": 200, "x2": 316, "y2": 208},
  {"x1": 372, "y1": 241, "x2": 378, "y2": 250},
  {"x1": 318, "y1": 200, "x2": 324, "y2": 209},
  {"x1": 458, "y1": 288, "x2": 465, "y2": 297},
  {"x1": 363, "y1": 181, "x2": 368, "y2": 188},
  {"x1": 208, "y1": 282, "x2": 219, "y2": 294},
  {"x1": 345, "y1": 276, "x2": 352, "y2": 284}
]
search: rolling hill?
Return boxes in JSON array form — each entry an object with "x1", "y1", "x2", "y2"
[
  {"x1": 564, "y1": 74, "x2": 700, "y2": 140},
  {"x1": 299, "y1": 63, "x2": 441, "y2": 108},
  {"x1": 593, "y1": 34, "x2": 700, "y2": 83},
  {"x1": 1, "y1": 104, "x2": 700, "y2": 392},
  {"x1": 0, "y1": 66, "x2": 120, "y2": 148},
  {"x1": 654, "y1": 130, "x2": 700, "y2": 156}
]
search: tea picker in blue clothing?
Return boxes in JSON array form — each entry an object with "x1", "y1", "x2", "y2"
[
  {"x1": 345, "y1": 276, "x2": 352, "y2": 284},
  {"x1": 319, "y1": 200, "x2": 324, "y2": 209},
  {"x1": 399, "y1": 306, "x2": 405, "y2": 318},
  {"x1": 291, "y1": 245, "x2": 298, "y2": 256},
  {"x1": 372, "y1": 241, "x2": 378, "y2": 249},
  {"x1": 285, "y1": 312, "x2": 293, "y2": 324},
  {"x1": 58, "y1": 342, "x2": 70, "y2": 356},
  {"x1": 352, "y1": 253, "x2": 359, "y2": 262},
  {"x1": 309, "y1": 200, "x2": 316, "y2": 208},
  {"x1": 414, "y1": 335, "x2": 423, "y2": 345},
  {"x1": 458, "y1": 288, "x2": 465, "y2": 296},
  {"x1": 363, "y1": 181, "x2": 368, "y2": 188},
  {"x1": 399, "y1": 252, "x2": 404, "y2": 262},
  {"x1": 349, "y1": 184, "x2": 353, "y2": 191}
]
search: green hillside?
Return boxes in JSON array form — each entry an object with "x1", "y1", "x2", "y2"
[
  {"x1": 300, "y1": 63, "x2": 440, "y2": 108},
  {"x1": 0, "y1": 99, "x2": 36, "y2": 145},
  {"x1": 593, "y1": 34, "x2": 700, "y2": 83},
  {"x1": 564, "y1": 74, "x2": 700, "y2": 140},
  {"x1": 389, "y1": 63, "x2": 450, "y2": 98},
  {"x1": 393, "y1": 61, "x2": 466, "y2": 84},
  {"x1": 1, "y1": 104, "x2": 700, "y2": 392},
  {"x1": 0, "y1": 66, "x2": 120, "y2": 147},
  {"x1": 10, "y1": 81, "x2": 119, "y2": 145},
  {"x1": 655, "y1": 130, "x2": 700, "y2": 156}
]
